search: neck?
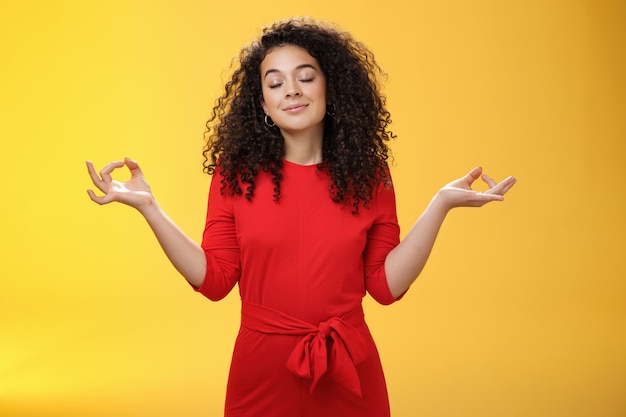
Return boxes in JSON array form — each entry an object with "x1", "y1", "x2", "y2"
[{"x1": 281, "y1": 128, "x2": 323, "y2": 166}]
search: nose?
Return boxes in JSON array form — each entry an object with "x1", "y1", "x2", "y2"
[{"x1": 285, "y1": 80, "x2": 301, "y2": 97}]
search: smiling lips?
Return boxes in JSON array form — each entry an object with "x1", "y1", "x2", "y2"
[{"x1": 283, "y1": 103, "x2": 308, "y2": 112}]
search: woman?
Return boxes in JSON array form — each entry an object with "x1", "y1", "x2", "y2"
[{"x1": 86, "y1": 18, "x2": 516, "y2": 417}]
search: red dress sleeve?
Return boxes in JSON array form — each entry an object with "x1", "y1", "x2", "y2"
[
  {"x1": 363, "y1": 179, "x2": 403, "y2": 305},
  {"x1": 195, "y1": 171, "x2": 241, "y2": 301}
]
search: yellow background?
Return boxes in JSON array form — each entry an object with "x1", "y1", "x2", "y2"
[{"x1": 1, "y1": 1, "x2": 624, "y2": 416}]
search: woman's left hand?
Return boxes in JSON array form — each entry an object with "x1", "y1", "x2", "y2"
[{"x1": 436, "y1": 167, "x2": 517, "y2": 210}]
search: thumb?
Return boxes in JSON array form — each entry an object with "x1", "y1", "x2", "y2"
[
  {"x1": 464, "y1": 166, "x2": 483, "y2": 184},
  {"x1": 124, "y1": 157, "x2": 143, "y2": 176}
]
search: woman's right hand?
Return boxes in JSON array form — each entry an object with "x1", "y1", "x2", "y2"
[{"x1": 86, "y1": 157, "x2": 155, "y2": 212}]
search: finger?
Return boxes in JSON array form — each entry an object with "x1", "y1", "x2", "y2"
[
  {"x1": 481, "y1": 173, "x2": 497, "y2": 189},
  {"x1": 124, "y1": 157, "x2": 144, "y2": 177},
  {"x1": 467, "y1": 166, "x2": 482, "y2": 180},
  {"x1": 461, "y1": 167, "x2": 483, "y2": 187},
  {"x1": 99, "y1": 160, "x2": 125, "y2": 184},
  {"x1": 451, "y1": 190, "x2": 503, "y2": 208},
  {"x1": 480, "y1": 192, "x2": 504, "y2": 202},
  {"x1": 86, "y1": 160, "x2": 109, "y2": 193},
  {"x1": 467, "y1": 193, "x2": 504, "y2": 208},
  {"x1": 498, "y1": 176, "x2": 517, "y2": 195},
  {"x1": 487, "y1": 176, "x2": 517, "y2": 196},
  {"x1": 86, "y1": 188, "x2": 115, "y2": 205},
  {"x1": 86, "y1": 160, "x2": 100, "y2": 181}
]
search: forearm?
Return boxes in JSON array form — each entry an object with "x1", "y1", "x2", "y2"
[
  {"x1": 140, "y1": 201, "x2": 206, "y2": 288},
  {"x1": 384, "y1": 194, "x2": 449, "y2": 298}
]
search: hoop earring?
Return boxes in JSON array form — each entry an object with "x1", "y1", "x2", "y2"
[
  {"x1": 326, "y1": 104, "x2": 335, "y2": 117},
  {"x1": 264, "y1": 114, "x2": 276, "y2": 127}
]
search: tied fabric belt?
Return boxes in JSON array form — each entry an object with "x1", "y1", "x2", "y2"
[{"x1": 241, "y1": 301, "x2": 370, "y2": 397}]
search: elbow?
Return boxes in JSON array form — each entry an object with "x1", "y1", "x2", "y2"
[
  {"x1": 369, "y1": 289, "x2": 404, "y2": 306},
  {"x1": 204, "y1": 289, "x2": 230, "y2": 302},
  {"x1": 195, "y1": 253, "x2": 240, "y2": 301},
  {"x1": 194, "y1": 276, "x2": 237, "y2": 301},
  {"x1": 367, "y1": 276, "x2": 407, "y2": 305},
  {"x1": 387, "y1": 282, "x2": 410, "y2": 301}
]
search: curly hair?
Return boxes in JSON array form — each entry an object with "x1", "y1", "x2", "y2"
[{"x1": 202, "y1": 17, "x2": 395, "y2": 213}]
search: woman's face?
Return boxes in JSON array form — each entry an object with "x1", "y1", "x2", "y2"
[{"x1": 260, "y1": 45, "x2": 327, "y2": 138}]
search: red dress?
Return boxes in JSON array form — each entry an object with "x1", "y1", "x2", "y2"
[{"x1": 196, "y1": 160, "x2": 402, "y2": 417}]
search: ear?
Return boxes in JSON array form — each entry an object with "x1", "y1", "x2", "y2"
[{"x1": 260, "y1": 97, "x2": 268, "y2": 114}]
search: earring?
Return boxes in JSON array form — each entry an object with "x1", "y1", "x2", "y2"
[
  {"x1": 326, "y1": 104, "x2": 335, "y2": 117},
  {"x1": 264, "y1": 114, "x2": 276, "y2": 127}
]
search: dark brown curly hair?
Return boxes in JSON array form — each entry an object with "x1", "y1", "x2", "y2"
[{"x1": 202, "y1": 17, "x2": 395, "y2": 213}]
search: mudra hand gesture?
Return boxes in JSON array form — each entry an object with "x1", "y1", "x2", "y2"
[
  {"x1": 86, "y1": 157, "x2": 154, "y2": 212},
  {"x1": 436, "y1": 167, "x2": 517, "y2": 210}
]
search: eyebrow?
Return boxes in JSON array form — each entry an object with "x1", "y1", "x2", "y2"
[{"x1": 263, "y1": 64, "x2": 318, "y2": 79}]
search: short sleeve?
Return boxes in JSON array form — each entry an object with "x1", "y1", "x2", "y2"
[
  {"x1": 195, "y1": 171, "x2": 241, "y2": 301},
  {"x1": 363, "y1": 177, "x2": 403, "y2": 305}
]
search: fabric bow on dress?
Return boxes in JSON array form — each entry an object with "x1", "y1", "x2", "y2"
[{"x1": 241, "y1": 301, "x2": 370, "y2": 396}]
